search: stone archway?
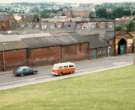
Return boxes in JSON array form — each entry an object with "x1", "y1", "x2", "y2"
[{"x1": 118, "y1": 38, "x2": 127, "y2": 55}]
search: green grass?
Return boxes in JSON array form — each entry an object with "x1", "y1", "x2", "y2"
[{"x1": 0, "y1": 65, "x2": 135, "y2": 110}]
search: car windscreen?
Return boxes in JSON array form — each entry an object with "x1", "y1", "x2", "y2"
[{"x1": 16, "y1": 67, "x2": 31, "y2": 72}]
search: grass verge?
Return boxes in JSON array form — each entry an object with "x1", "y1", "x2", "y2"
[{"x1": 0, "y1": 65, "x2": 135, "y2": 110}]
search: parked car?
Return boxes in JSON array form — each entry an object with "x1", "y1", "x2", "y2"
[
  {"x1": 13, "y1": 66, "x2": 38, "y2": 76},
  {"x1": 51, "y1": 62, "x2": 76, "y2": 76}
]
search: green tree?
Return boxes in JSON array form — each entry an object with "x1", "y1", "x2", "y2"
[
  {"x1": 96, "y1": 8, "x2": 107, "y2": 18},
  {"x1": 115, "y1": 24, "x2": 127, "y2": 31},
  {"x1": 33, "y1": 14, "x2": 40, "y2": 22},
  {"x1": 127, "y1": 20, "x2": 135, "y2": 32},
  {"x1": 40, "y1": 10, "x2": 56, "y2": 18}
]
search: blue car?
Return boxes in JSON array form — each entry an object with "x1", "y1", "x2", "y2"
[{"x1": 13, "y1": 66, "x2": 38, "y2": 76}]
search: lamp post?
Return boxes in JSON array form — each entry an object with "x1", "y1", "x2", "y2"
[
  {"x1": 2, "y1": 43, "x2": 6, "y2": 71},
  {"x1": 134, "y1": 37, "x2": 135, "y2": 64}
]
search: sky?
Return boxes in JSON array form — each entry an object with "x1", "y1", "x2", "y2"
[{"x1": 0, "y1": 0, "x2": 135, "y2": 4}]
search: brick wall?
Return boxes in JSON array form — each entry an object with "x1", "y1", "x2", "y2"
[
  {"x1": 29, "y1": 43, "x2": 89, "y2": 66},
  {"x1": 62, "y1": 43, "x2": 89, "y2": 61},
  {"x1": 0, "y1": 20, "x2": 10, "y2": 31},
  {"x1": 29, "y1": 46, "x2": 61, "y2": 66},
  {"x1": 0, "y1": 53, "x2": 3, "y2": 71},
  {"x1": 0, "y1": 43, "x2": 89, "y2": 71},
  {"x1": 4, "y1": 49, "x2": 27, "y2": 69},
  {"x1": 97, "y1": 47, "x2": 108, "y2": 58},
  {"x1": 0, "y1": 49, "x2": 26, "y2": 70},
  {"x1": 72, "y1": 11, "x2": 89, "y2": 18}
]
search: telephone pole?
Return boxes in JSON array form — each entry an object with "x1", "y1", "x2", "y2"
[{"x1": 133, "y1": 37, "x2": 135, "y2": 65}]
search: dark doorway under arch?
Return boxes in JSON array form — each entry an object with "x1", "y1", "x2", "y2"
[{"x1": 118, "y1": 38, "x2": 127, "y2": 55}]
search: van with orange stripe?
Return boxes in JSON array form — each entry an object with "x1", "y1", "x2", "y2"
[{"x1": 51, "y1": 62, "x2": 76, "y2": 76}]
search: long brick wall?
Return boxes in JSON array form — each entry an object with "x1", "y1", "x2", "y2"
[
  {"x1": 29, "y1": 43, "x2": 89, "y2": 66},
  {"x1": 0, "y1": 43, "x2": 89, "y2": 71}
]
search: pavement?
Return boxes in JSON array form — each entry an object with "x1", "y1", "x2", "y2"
[{"x1": 0, "y1": 54, "x2": 134, "y2": 90}]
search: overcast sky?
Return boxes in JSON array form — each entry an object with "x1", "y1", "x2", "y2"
[{"x1": 0, "y1": 0, "x2": 135, "y2": 4}]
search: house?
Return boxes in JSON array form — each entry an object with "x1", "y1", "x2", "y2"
[
  {"x1": 40, "y1": 17, "x2": 114, "y2": 33},
  {"x1": 115, "y1": 16, "x2": 135, "y2": 25},
  {"x1": 0, "y1": 12, "x2": 12, "y2": 31},
  {"x1": 13, "y1": 13, "x2": 41, "y2": 30},
  {"x1": 63, "y1": 7, "x2": 90, "y2": 18},
  {"x1": 62, "y1": 3, "x2": 95, "y2": 18}
]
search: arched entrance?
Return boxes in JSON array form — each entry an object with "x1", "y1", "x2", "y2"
[{"x1": 118, "y1": 38, "x2": 127, "y2": 55}]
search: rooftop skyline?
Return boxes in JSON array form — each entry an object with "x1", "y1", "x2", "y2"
[{"x1": 0, "y1": 0, "x2": 135, "y2": 4}]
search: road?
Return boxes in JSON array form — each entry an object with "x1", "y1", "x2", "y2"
[{"x1": 0, "y1": 54, "x2": 133, "y2": 90}]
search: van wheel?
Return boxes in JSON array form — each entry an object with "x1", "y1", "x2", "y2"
[
  {"x1": 72, "y1": 71, "x2": 75, "y2": 74},
  {"x1": 60, "y1": 72, "x2": 63, "y2": 76}
]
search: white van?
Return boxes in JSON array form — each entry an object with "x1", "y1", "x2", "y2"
[{"x1": 51, "y1": 62, "x2": 76, "y2": 76}]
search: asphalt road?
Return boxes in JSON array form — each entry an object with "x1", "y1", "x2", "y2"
[{"x1": 0, "y1": 54, "x2": 133, "y2": 90}]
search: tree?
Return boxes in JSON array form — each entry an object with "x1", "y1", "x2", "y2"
[
  {"x1": 33, "y1": 14, "x2": 40, "y2": 22},
  {"x1": 95, "y1": 3, "x2": 133, "y2": 19},
  {"x1": 127, "y1": 20, "x2": 135, "y2": 32},
  {"x1": 96, "y1": 8, "x2": 108, "y2": 18},
  {"x1": 115, "y1": 24, "x2": 127, "y2": 31},
  {"x1": 40, "y1": 10, "x2": 56, "y2": 18}
]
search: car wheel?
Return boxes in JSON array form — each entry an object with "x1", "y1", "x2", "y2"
[
  {"x1": 33, "y1": 70, "x2": 38, "y2": 75},
  {"x1": 33, "y1": 72, "x2": 37, "y2": 75},
  {"x1": 15, "y1": 74, "x2": 18, "y2": 77},
  {"x1": 20, "y1": 73, "x2": 24, "y2": 77}
]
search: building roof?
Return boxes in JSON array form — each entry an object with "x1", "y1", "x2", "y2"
[
  {"x1": 41, "y1": 17, "x2": 114, "y2": 23},
  {"x1": 81, "y1": 35, "x2": 108, "y2": 48},
  {"x1": 0, "y1": 32, "x2": 110, "y2": 51},
  {"x1": 129, "y1": 32, "x2": 135, "y2": 38},
  {"x1": 89, "y1": 17, "x2": 114, "y2": 22},
  {"x1": 0, "y1": 32, "x2": 51, "y2": 42},
  {"x1": 22, "y1": 32, "x2": 93, "y2": 48},
  {"x1": 0, "y1": 41, "x2": 27, "y2": 51},
  {"x1": 115, "y1": 31, "x2": 133, "y2": 39}
]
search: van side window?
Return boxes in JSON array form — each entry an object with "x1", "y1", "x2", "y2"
[
  {"x1": 59, "y1": 66, "x2": 63, "y2": 69},
  {"x1": 69, "y1": 65, "x2": 74, "y2": 67},
  {"x1": 64, "y1": 66, "x2": 68, "y2": 68}
]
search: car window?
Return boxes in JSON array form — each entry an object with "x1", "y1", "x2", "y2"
[
  {"x1": 23, "y1": 68, "x2": 29, "y2": 72},
  {"x1": 16, "y1": 66, "x2": 32, "y2": 72}
]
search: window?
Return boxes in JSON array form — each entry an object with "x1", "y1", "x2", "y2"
[
  {"x1": 59, "y1": 66, "x2": 63, "y2": 69},
  {"x1": 68, "y1": 24, "x2": 71, "y2": 27},
  {"x1": 64, "y1": 66, "x2": 68, "y2": 68},
  {"x1": 69, "y1": 65, "x2": 74, "y2": 67}
]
